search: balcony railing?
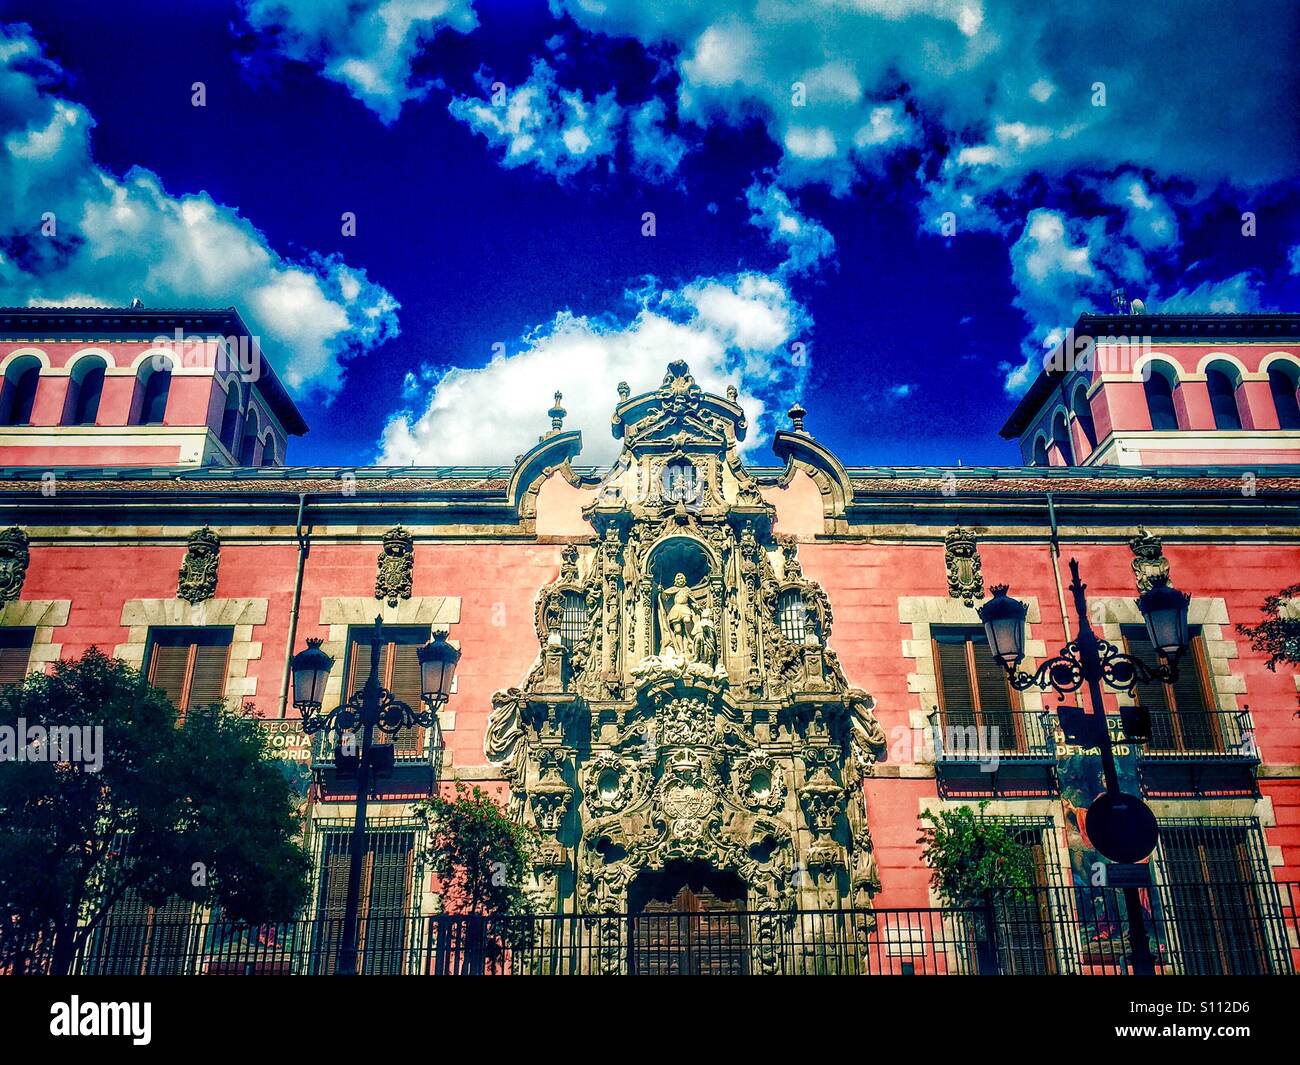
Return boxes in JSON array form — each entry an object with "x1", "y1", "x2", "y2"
[
  {"x1": 1136, "y1": 707, "x2": 1259, "y2": 797},
  {"x1": 311, "y1": 722, "x2": 443, "y2": 799},
  {"x1": 9, "y1": 881, "x2": 1293, "y2": 976},
  {"x1": 930, "y1": 709, "x2": 1057, "y2": 796}
]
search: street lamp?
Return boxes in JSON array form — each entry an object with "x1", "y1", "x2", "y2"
[
  {"x1": 292, "y1": 617, "x2": 460, "y2": 975},
  {"x1": 977, "y1": 559, "x2": 1189, "y2": 976}
]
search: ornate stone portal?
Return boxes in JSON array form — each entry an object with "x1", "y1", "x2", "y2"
[{"x1": 485, "y1": 362, "x2": 885, "y2": 972}]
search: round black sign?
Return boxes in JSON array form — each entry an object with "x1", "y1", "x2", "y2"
[{"x1": 1087, "y1": 792, "x2": 1159, "y2": 864}]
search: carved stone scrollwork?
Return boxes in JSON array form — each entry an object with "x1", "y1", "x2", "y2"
[
  {"x1": 1129, "y1": 526, "x2": 1170, "y2": 593},
  {"x1": 733, "y1": 751, "x2": 787, "y2": 813},
  {"x1": 485, "y1": 362, "x2": 881, "y2": 948},
  {"x1": 0, "y1": 526, "x2": 31, "y2": 606},
  {"x1": 375, "y1": 526, "x2": 414, "y2": 608},
  {"x1": 945, "y1": 525, "x2": 984, "y2": 606},
  {"x1": 177, "y1": 526, "x2": 219, "y2": 605}
]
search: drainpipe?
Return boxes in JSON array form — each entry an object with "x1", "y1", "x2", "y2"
[
  {"x1": 1045, "y1": 492, "x2": 1071, "y2": 638},
  {"x1": 278, "y1": 492, "x2": 310, "y2": 718}
]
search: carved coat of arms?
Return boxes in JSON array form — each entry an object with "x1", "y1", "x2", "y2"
[
  {"x1": 0, "y1": 526, "x2": 30, "y2": 606},
  {"x1": 376, "y1": 526, "x2": 414, "y2": 607},
  {"x1": 177, "y1": 527, "x2": 220, "y2": 605}
]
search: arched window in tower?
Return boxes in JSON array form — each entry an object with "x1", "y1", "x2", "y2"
[
  {"x1": 662, "y1": 458, "x2": 700, "y2": 503},
  {"x1": 260, "y1": 437, "x2": 278, "y2": 466},
  {"x1": 0, "y1": 356, "x2": 41, "y2": 426},
  {"x1": 1268, "y1": 364, "x2": 1300, "y2": 430},
  {"x1": 219, "y1": 381, "x2": 242, "y2": 454},
  {"x1": 239, "y1": 410, "x2": 260, "y2": 466},
  {"x1": 64, "y1": 356, "x2": 106, "y2": 426},
  {"x1": 134, "y1": 358, "x2": 172, "y2": 425},
  {"x1": 1143, "y1": 364, "x2": 1180, "y2": 431},
  {"x1": 777, "y1": 589, "x2": 807, "y2": 643},
  {"x1": 1071, "y1": 385, "x2": 1097, "y2": 450},
  {"x1": 559, "y1": 590, "x2": 588, "y2": 650},
  {"x1": 1206, "y1": 361, "x2": 1243, "y2": 430},
  {"x1": 1051, "y1": 410, "x2": 1074, "y2": 465},
  {"x1": 1031, "y1": 436, "x2": 1049, "y2": 467}
]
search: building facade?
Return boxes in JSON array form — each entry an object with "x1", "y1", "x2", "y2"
[{"x1": 3, "y1": 307, "x2": 1299, "y2": 975}]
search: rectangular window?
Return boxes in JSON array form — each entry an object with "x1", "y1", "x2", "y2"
[
  {"x1": 344, "y1": 626, "x2": 430, "y2": 757},
  {"x1": 1158, "y1": 819, "x2": 1282, "y2": 975},
  {"x1": 310, "y1": 823, "x2": 417, "y2": 975},
  {"x1": 1123, "y1": 626, "x2": 1219, "y2": 752},
  {"x1": 988, "y1": 820, "x2": 1064, "y2": 975},
  {"x1": 84, "y1": 835, "x2": 196, "y2": 976},
  {"x1": 146, "y1": 628, "x2": 232, "y2": 715},
  {"x1": 932, "y1": 627, "x2": 1020, "y2": 752},
  {"x1": 0, "y1": 628, "x2": 35, "y2": 688}
]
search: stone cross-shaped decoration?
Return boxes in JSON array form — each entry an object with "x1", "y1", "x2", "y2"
[
  {"x1": 376, "y1": 526, "x2": 414, "y2": 608},
  {"x1": 178, "y1": 527, "x2": 220, "y2": 605},
  {"x1": 1129, "y1": 526, "x2": 1170, "y2": 593},
  {"x1": 0, "y1": 526, "x2": 30, "y2": 606},
  {"x1": 945, "y1": 526, "x2": 984, "y2": 607}
]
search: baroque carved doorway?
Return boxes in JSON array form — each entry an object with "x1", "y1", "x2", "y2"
[{"x1": 629, "y1": 861, "x2": 747, "y2": 975}]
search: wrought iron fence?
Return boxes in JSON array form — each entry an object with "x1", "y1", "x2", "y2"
[{"x1": 7, "y1": 881, "x2": 1295, "y2": 976}]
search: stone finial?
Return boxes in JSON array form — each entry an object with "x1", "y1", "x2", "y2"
[
  {"x1": 548, "y1": 391, "x2": 567, "y2": 433},
  {"x1": 617, "y1": 381, "x2": 631, "y2": 401},
  {"x1": 726, "y1": 385, "x2": 739, "y2": 402},
  {"x1": 788, "y1": 403, "x2": 807, "y2": 433}
]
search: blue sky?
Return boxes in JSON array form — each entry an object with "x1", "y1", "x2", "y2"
[{"x1": 2, "y1": 0, "x2": 1298, "y2": 467}]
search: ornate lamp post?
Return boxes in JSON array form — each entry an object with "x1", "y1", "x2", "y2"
[
  {"x1": 978, "y1": 558, "x2": 1190, "y2": 976},
  {"x1": 292, "y1": 616, "x2": 460, "y2": 975}
]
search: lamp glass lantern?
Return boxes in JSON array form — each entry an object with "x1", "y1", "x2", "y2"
[
  {"x1": 418, "y1": 631, "x2": 461, "y2": 706},
  {"x1": 977, "y1": 585, "x2": 1029, "y2": 668},
  {"x1": 291, "y1": 638, "x2": 334, "y2": 710},
  {"x1": 1136, "y1": 578, "x2": 1191, "y2": 659}
]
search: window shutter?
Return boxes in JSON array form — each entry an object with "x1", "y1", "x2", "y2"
[
  {"x1": 0, "y1": 630, "x2": 34, "y2": 688},
  {"x1": 972, "y1": 644, "x2": 1016, "y2": 747},
  {"x1": 187, "y1": 643, "x2": 229, "y2": 709},
  {"x1": 149, "y1": 644, "x2": 191, "y2": 710},
  {"x1": 934, "y1": 637, "x2": 975, "y2": 729},
  {"x1": 388, "y1": 643, "x2": 425, "y2": 756}
]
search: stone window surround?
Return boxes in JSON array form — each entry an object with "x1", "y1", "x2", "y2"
[
  {"x1": 0, "y1": 599, "x2": 71, "y2": 673},
  {"x1": 898, "y1": 594, "x2": 1048, "y2": 766},
  {"x1": 315, "y1": 596, "x2": 462, "y2": 735},
  {"x1": 114, "y1": 597, "x2": 267, "y2": 703}
]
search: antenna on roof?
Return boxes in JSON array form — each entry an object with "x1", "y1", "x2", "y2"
[{"x1": 1110, "y1": 288, "x2": 1129, "y2": 314}]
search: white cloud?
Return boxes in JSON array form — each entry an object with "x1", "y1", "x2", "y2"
[
  {"x1": 378, "y1": 271, "x2": 810, "y2": 465},
  {"x1": 744, "y1": 180, "x2": 836, "y2": 277},
  {"x1": 449, "y1": 60, "x2": 619, "y2": 179},
  {"x1": 448, "y1": 60, "x2": 687, "y2": 183},
  {"x1": 0, "y1": 24, "x2": 398, "y2": 396},
  {"x1": 241, "y1": 0, "x2": 478, "y2": 123}
]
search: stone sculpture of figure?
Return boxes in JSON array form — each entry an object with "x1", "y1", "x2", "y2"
[
  {"x1": 693, "y1": 608, "x2": 719, "y2": 668},
  {"x1": 658, "y1": 572, "x2": 704, "y2": 658}
]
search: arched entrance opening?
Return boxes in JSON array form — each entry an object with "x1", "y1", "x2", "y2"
[{"x1": 628, "y1": 860, "x2": 749, "y2": 974}]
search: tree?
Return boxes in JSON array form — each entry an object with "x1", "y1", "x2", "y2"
[
  {"x1": 0, "y1": 649, "x2": 310, "y2": 974},
  {"x1": 1237, "y1": 583, "x2": 1300, "y2": 672},
  {"x1": 918, "y1": 803, "x2": 1037, "y2": 906},
  {"x1": 418, "y1": 783, "x2": 537, "y2": 917}
]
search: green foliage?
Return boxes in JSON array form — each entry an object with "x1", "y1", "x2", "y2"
[
  {"x1": 918, "y1": 803, "x2": 1037, "y2": 906},
  {"x1": 1237, "y1": 583, "x2": 1300, "y2": 672},
  {"x1": 0, "y1": 649, "x2": 310, "y2": 973},
  {"x1": 418, "y1": 783, "x2": 537, "y2": 917}
]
